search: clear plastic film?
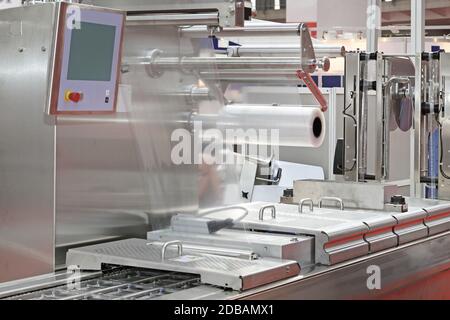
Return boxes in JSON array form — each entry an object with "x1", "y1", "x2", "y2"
[{"x1": 110, "y1": 9, "x2": 329, "y2": 252}]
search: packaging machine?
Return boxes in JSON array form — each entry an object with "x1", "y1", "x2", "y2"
[{"x1": 0, "y1": 0, "x2": 449, "y2": 300}]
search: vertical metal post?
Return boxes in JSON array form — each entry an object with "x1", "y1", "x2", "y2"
[
  {"x1": 328, "y1": 88, "x2": 337, "y2": 181},
  {"x1": 366, "y1": 0, "x2": 381, "y2": 52},
  {"x1": 411, "y1": 0, "x2": 425, "y2": 197},
  {"x1": 374, "y1": 52, "x2": 384, "y2": 180},
  {"x1": 343, "y1": 53, "x2": 361, "y2": 182}
]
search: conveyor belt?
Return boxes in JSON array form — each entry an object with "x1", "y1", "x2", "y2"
[{"x1": 6, "y1": 268, "x2": 201, "y2": 300}]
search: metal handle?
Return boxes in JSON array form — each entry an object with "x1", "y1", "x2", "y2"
[
  {"x1": 259, "y1": 205, "x2": 276, "y2": 221},
  {"x1": 255, "y1": 168, "x2": 282, "y2": 184},
  {"x1": 318, "y1": 197, "x2": 344, "y2": 210},
  {"x1": 299, "y1": 198, "x2": 314, "y2": 213},
  {"x1": 161, "y1": 241, "x2": 183, "y2": 261}
]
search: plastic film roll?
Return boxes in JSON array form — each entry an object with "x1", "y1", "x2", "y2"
[{"x1": 193, "y1": 104, "x2": 325, "y2": 148}]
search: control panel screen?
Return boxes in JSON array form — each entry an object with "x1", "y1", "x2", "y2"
[
  {"x1": 67, "y1": 22, "x2": 116, "y2": 82},
  {"x1": 49, "y1": 3, "x2": 125, "y2": 115}
]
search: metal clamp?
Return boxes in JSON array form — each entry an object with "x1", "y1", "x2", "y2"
[
  {"x1": 318, "y1": 197, "x2": 344, "y2": 210},
  {"x1": 259, "y1": 205, "x2": 276, "y2": 221},
  {"x1": 161, "y1": 241, "x2": 183, "y2": 261},
  {"x1": 299, "y1": 198, "x2": 314, "y2": 213}
]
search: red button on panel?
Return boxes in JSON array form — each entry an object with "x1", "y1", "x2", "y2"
[
  {"x1": 64, "y1": 90, "x2": 83, "y2": 103},
  {"x1": 68, "y1": 92, "x2": 82, "y2": 103}
]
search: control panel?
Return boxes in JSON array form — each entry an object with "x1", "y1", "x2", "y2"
[{"x1": 49, "y1": 3, "x2": 125, "y2": 115}]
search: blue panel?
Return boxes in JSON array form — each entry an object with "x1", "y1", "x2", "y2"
[
  {"x1": 431, "y1": 45, "x2": 441, "y2": 52},
  {"x1": 426, "y1": 129, "x2": 440, "y2": 199},
  {"x1": 322, "y1": 75, "x2": 342, "y2": 88},
  {"x1": 208, "y1": 36, "x2": 238, "y2": 53}
]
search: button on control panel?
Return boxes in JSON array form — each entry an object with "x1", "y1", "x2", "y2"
[{"x1": 64, "y1": 90, "x2": 83, "y2": 103}]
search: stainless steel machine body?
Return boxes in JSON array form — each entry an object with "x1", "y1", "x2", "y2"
[
  {"x1": 1, "y1": 1, "x2": 450, "y2": 301},
  {"x1": 0, "y1": 3, "x2": 58, "y2": 283}
]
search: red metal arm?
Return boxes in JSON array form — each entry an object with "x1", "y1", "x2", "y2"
[{"x1": 296, "y1": 70, "x2": 328, "y2": 112}]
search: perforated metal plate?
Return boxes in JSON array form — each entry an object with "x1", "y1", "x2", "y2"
[{"x1": 66, "y1": 239, "x2": 300, "y2": 291}]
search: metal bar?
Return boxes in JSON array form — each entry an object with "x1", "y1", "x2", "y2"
[
  {"x1": 124, "y1": 54, "x2": 322, "y2": 79},
  {"x1": 380, "y1": 25, "x2": 450, "y2": 31},
  {"x1": 181, "y1": 23, "x2": 303, "y2": 38},
  {"x1": 228, "y1": 45, "x2": 345, "y2": 58},
  {"x1": 343, "y1": 53, "x2": 361, "y2": 182},
  {"x1": 411, "y1": 0, "x2": 425, "y2": 198},
  {"x1": 126, "y1": 12, "x2": 219, "y2": 26},
  {"x1": 141, "y1": 56, "x2": 307, "y2": 70},
  {"x1": 198, "y1": 70, "x2": 304, "y2": 83},
  {"x1": 374, "y1": 53, "x2": 384, "y2": 181},
  {"x1": 367, "y1": 0, "x2": 381, "y2": 52}
]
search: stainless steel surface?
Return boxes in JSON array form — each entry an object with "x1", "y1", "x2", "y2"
[
  {"x1": 292, "y1": 205, "x2": 398, "y2": 254},
  {"x1": 422, "y1": 202, "x2": 450, "y2": 236},
  {"x1": 84, "y1": 0, "x2": 246, "y2": 28},
  {"x1": 0, "y1": 3, "x2": 58, "y2": 283},
  {"x1": 212, "y1": 203, "x2": 370, "y2": 265},
  {"x1": 126, "y1": 12, "x2": 219, "y2": 26},
  {"x1": 236, "y1": 232, "x2": 450, "y2": 300},
  {"x1": 2, "y1": 232, "x2": 449, "y2": 300},
  {"x1": 294, "y1": 180, "x2": 399, "y2": 211},
  {"x1": 392, "y1": 208, "x2": 428, "y2": 245},
  {"x1": 318, "y1": 197, "x2": 344, "y2": 210},
  {"x1": 209, "y1": 200, "x2": 450, "y2": 265},
  {"x1": 147, "y1": 229, "x2": 314, "y2": 265},
  {"x1": 66, "y1": 238, "x2": 301, "y2": 291}
]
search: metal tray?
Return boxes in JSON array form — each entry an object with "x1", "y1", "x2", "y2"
[{"x1": 66, "y1": 239, "x2": 300, "y2": 291}]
